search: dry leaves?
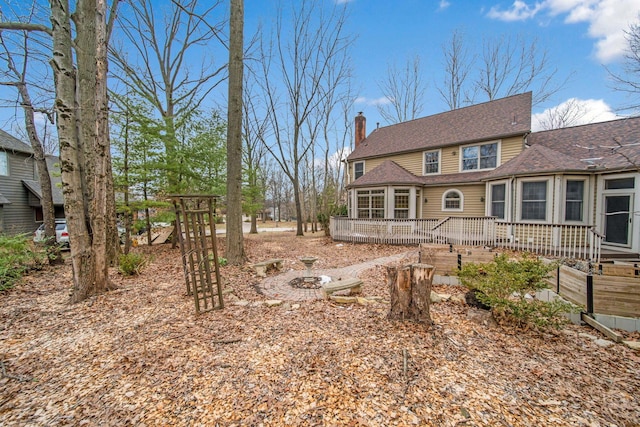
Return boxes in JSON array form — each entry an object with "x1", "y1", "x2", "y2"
[{"x1": 0, "y1": 231, "x2": 638, "y2": 426}]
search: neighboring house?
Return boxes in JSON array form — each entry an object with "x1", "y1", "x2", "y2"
[
  {"x1": 0, "y1": 129, "x2": 64, "y2": 235},
  {"x1": 341, "y1": 92, "x2": 640, "y2": 258}
]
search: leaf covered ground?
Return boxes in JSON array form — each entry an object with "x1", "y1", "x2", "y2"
[{"x1": 1, "y1": 231, "x2": 639, "y2": 426}]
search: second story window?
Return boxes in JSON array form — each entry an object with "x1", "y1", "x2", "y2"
[
  {"x1": 354, "y1": 161, "x2": 364, "y2": 180},
  {"x1": 462, "y1": 142, "x2": 498, "y2": 171},
  {"x1": 0, "y1": 151, "x2": 8, "y2": 176},
  {"x1": 423, "y1": 150, "x2": 439, "y2": 174}
]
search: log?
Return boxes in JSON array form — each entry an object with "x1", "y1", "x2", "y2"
[{"x1": 387, "y1": 263, "x2": 434, "y2": 325}]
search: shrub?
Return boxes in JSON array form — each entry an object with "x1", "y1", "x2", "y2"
[
  {"x1": 0, "y1": 234, "x2": 46, "y2": 292},
  {"x1": 458, "y1": 253, "x2": 579, "y2": 330},
  {"x1": 118, "y1": 252, "x2": 148, "y2": 276}
]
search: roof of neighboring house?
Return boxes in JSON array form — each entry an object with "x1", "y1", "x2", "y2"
[
  {"x1": 21, "y1": 155, "x2": 64, "y2": 205},
  {"x1": 484, "y1": 145, "x2": 589, "y2": 180},
  {"x1": 526, "y1": 116, "x2": 640, "y2": 172},
  {"x1": 0, "y1": 129, "x2": 33, "y2": 154},
  {"x1": 347, "y1": 92, "x2": 532, "y2": 161},
  {"x1": 347, "y1": 160, "x2": 424, "y2": 188}
]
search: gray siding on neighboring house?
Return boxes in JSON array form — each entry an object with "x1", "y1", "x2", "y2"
[{"x1": 0, "y1": 149, "x2": 38, "y2": 234}]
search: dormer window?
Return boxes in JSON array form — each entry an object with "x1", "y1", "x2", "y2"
[{"x1": 461, "y1": 141, "x2": 498, "y2": 171}]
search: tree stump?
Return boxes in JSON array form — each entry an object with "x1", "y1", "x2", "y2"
[{"x1": 387, "y1": 263, "x2": 434, "y2": 324}]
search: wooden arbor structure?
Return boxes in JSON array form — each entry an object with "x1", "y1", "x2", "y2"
[{"x1": 172, "y1": 195, "x2": 224, "y2": 313}]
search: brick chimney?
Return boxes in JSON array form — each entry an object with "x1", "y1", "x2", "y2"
[{"x1": 355, "y1": 112, "x2": 366, "y2": 148}]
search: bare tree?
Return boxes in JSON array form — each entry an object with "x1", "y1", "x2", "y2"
[
  {"x1": 242, "y1": 72, "x2": 270, "y2": 234},
  {"x1": 0, "y1": 8, "x2": 63, "y2": 264},
  {"x1": 536, "y1": 98, "x2": 589, "y2": 130},
  {"x1": 226, "y1": 0, "x2": 245, "y2": 264},
  {"x1": 475, "y1": 34, "x2": 562, "y2": 106},
  {"x1": 437, "y1": 29, "x2": 475, "y2": 110},
  {"x1": 437, "y1": 30, "x2": 566, "y2": 110},
  {"x1": 377, "y1": 55, "x2": 426, "y2": 124},
  {"x1": 609, "y1": 16, "x2": 640, "y2": 112},
  {"x1": 257, "y1": 0, "x2": 353, "y2": 236}
]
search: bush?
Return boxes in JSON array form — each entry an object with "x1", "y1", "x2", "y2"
[
  {"x1": 118, "y1": 252, "x2": 148, "y2": 276},
  {"x1": 0, "y1": 234, "x2": 46, "y2": 292},
  {"x1": 458, "y1": 253, "x2": 579, "y2": 330}
]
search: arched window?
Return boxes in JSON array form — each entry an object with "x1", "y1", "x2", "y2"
[{"x1": 442, "y1": 189, "x2": 463, "y2": 211}]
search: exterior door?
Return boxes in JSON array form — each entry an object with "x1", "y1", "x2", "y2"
[{"x1": 604, "y1": 195, "x2": 632, "y2": 246}]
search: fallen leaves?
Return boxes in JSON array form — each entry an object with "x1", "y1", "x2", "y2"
[{"x1": 0, "y1": 233, "x2": 639, "y2": 426}]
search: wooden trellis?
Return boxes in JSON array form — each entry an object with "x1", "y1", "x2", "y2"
[{"x1": 172, "y1": 195, "x2": 224, "y2": 313}]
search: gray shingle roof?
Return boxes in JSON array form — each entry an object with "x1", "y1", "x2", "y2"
[
  {"x1": 348, "y1": 92, "x2": 532, "y2": 161},
  {"x1": 347, "y1": 160, "x2": 424, "y2": 188},
  {"x1": 527, "y1": 116, "x2": 640, "y2": 171},
  {"x1": 0, "y1": 129, "x2": 33, "y2": 154},
  {"x1": 484, "y1": 145, "x2": 589, "y2": 180}
]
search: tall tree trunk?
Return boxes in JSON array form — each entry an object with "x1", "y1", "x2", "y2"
[
  {"x1": 225, "y1": 0, "x2": 245, "y2": 264},
  {"x1": 51, "y1": 0, "x2": 95, "y2": 302},
  {"x1": 17, "y1": 84, "x2": 62, "y2": 264}
]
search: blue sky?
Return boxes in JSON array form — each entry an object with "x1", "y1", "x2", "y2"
[
  {"x1": 1, "y1": 0, "x2": 639, "y2": 141},
  {"x1": 245, "y1": 0, "x2": 640, "y2": 133}
]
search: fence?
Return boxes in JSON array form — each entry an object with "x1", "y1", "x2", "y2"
[{"x1": 331, "y1": 216, "x2": 603, "y2": 262}]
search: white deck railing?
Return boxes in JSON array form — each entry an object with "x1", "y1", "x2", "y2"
[{"x1": 330, "y1": 216, "x2": 603, "y2": 262}]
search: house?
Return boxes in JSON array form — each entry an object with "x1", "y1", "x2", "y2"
[
  {"x1": 339, "y1": 92, "x2": 640, "y2": 259},
  {"x1": 0, "y1": 129, "x2": 64, "y2": 235}
]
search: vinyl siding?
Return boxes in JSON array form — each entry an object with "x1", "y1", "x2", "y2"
[
  {"x1": 363, "y1": 152, "x2": 424, "y2": 176},
  {"x1": 421, "y1": 184, "x2": 486, "y2": 219},
  {"x1": 357, "y1": 136, "x2": 524, "y2": 181},
  {"x1": 0, "y1": 150, "x2": 38, "y2": 234}
]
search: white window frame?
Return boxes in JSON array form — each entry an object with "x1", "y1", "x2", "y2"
[
  {"x1": 563, "y1": 177, "x2": 588, "y2": 224},
  {"x1": 393, "y1": 188, "x2": 410, "y2": 219},
  {"x1": 459, "y1": 140, "x2": 501, "y2": 172},
  {"x1": 442, "y1": 189, "x2": 464, "y2": 212},
  {"x1": 356, "y1": 188, "x2": 385, "y2": 219},
  {"x1": 0, "y1": 151, "x2": 7, "y2": 176},
  {"x1": 422, "y1": 149, "x2": 441, "y2": 175},
  {"x1": 354, "y1": 161, "x2": 365, "y2": 180},
  {"x1": 487, "y1": 180, "x2": 508, "y2": 220},
  {"x1": 518, "y1": 178, "x2": 552, "y2": 223}
]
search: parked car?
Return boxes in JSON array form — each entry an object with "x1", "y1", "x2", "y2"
[{"x1": 33, "y1": 219, "x2": 70, "y2": 247}]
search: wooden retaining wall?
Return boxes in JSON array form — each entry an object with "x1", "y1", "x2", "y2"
[
  {"x1": 418, "y1": 244, "x2": 497, "y2": 275},
  {"x1": 546, "y1": 264, "x2": 640, "y2": 318}
]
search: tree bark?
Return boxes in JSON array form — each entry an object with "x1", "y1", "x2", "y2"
[
  {"x1": 387, "y1": 263, "x2": 434, "y2": 324},
  {"x1": 225, "y1": 0, "x2": 245, "y2": 264},
  {"x1": 51, "y1": 0, "x2": 95, "y2": 302}
]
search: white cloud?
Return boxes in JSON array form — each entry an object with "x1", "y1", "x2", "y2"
[
  {"x1": 355, "y1": 96, "x2": 392, "y2": 106},
  {"x1": 487, "y1": 0, "x2": 544, "y2": 21},
  {"x1": 438, "y1": 0, "x2": 451, "y2": 11},
  {"x1": 487, "y1": 0, "x2": 640, "y2": 62},
  {"x1": 531, "y1": 98, "x2": 619, "y2": 131}
]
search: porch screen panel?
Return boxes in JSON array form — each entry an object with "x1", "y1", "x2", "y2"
[
  {"x1": 491, "y1": 184, "x2": 505, "y2": 219},
  {"x1": 565, "y1": 180, "x2": 584, "y2": 221},
  {"x1": 521, "y1": 181, "x2": 547, "y2": 220}
]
